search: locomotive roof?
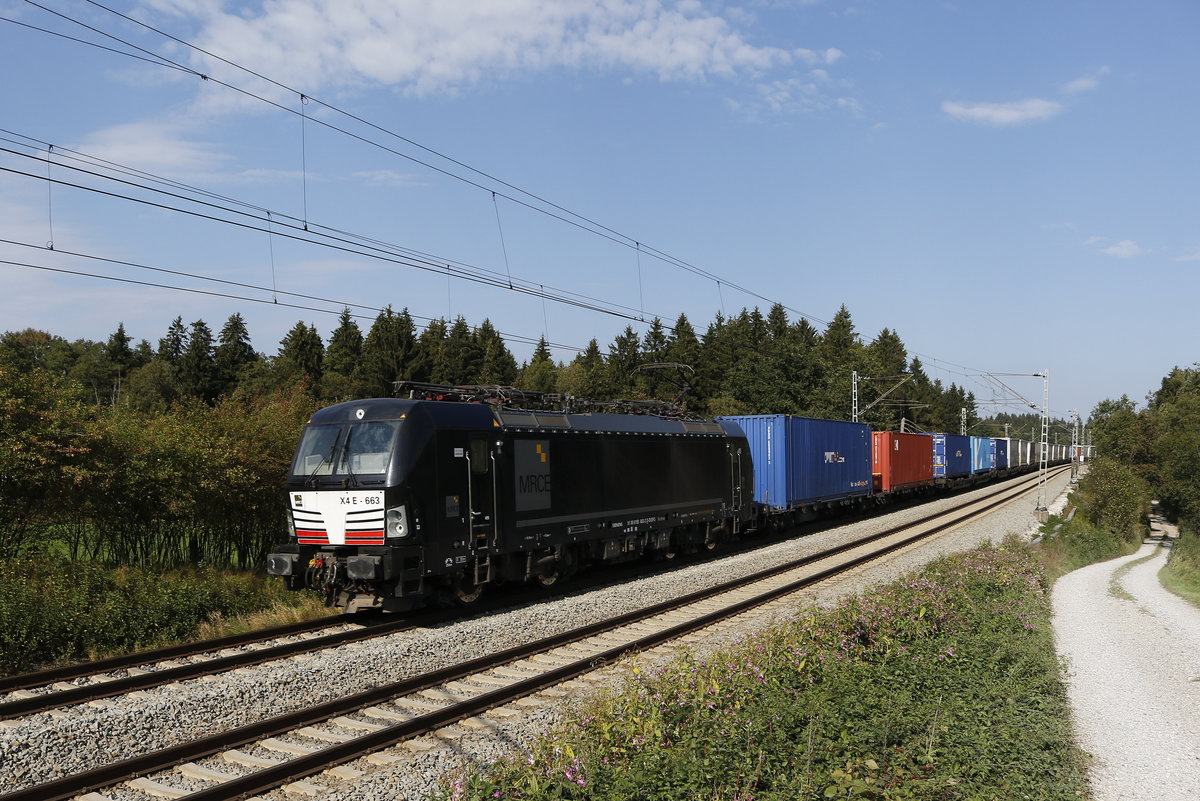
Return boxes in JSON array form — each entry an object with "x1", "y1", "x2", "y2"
[{"x1": 307, "y1": 397, "x2": 738, "y2": 437}]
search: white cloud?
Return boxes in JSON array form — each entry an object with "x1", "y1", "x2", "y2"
[
  {"x1": 352, "y1": 170, "x2": 424, "y2": 188},
  {"x1": 1102, "y1": 240, "x2": 1143, "y2": 258},
  {"x1": 1063, "y1": 66, "x2": 1109, "y2": 95},
  {"x1": 796, "y1": 48, "x2": 844, "y2": 66},
  {"x1": 156, "y1": 0, "x2": 831, "y2": 99},
  {"x1": 941, "y1": 98, "x2": 1062, "y2": 126},
  {"x1": 730, "y1": 68, "x2": 858, "y2": 118},
  {"x1": 1081, "y1": 236, "x2": 1150, "y2": 259},
  {"x1": 1063, "y1": 76, "x2": 1098, "y2": 95},
  {"x1": 75, "y1": 122, "x2": 228, "y2": 176},
  {"x1": 1172, "y1": 248, "x2": 1200, "y2": 263},
  {"x1": 943, "y1": 67, "x2": 1107, "y2": 129}
]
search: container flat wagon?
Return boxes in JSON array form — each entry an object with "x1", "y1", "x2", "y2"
[
  {"x1": 931, "y1": 433, "x2": 971, "y2": 480},
  {"x1": 717, "y1": 415, "x2": 872, "y2": 511},
  {"x1": 872, "y1": 431, "x2": 934, "y2": 492}
]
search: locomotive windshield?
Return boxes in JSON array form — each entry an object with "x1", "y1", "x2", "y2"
[{"x1": 291, "y1": 420, "x2": 400, "y2": 477}]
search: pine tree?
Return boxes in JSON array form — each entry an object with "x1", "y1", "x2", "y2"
[
  {"x1": 636, "y1": 319, "x2": 670, "y2": 398},
  {"x1": 104, "y1": 323, "x2": 134, "y2": 405},
  {"x1": 766, "y1": 303, "x2": 790, "y2": 342},
  {"x1": 105, "y1": 323, "x2": 133, "y2": 375},
  {"x1": 518, "y1": 337, "x2": 558, "y2": 393},
  {"x1": 812, "y1": 305, "x2": 864, "y2": 420},
  {"x1": 663, "y1": 313, "x2": 702, "y2": 407},
  {"x1": 323, "y1": 308, "x2": 363, "y2": 399},
  {"x1": 214, "y1": 313, "x2": 258, "y2": 397},
  {"x1": 157, "y1": 317, "x2": 187, "y2": 366},
  {"x1": 132, "y1": 340, "x2": 154, "y2": 367},
  {"x1": 861, "y1": 328, "x2": 910, "y2": 429},
  {"x1": 414, "y1": 319, "x2": 449, "y2": 384},
  {"x1": 179, "y1": 319, "x2": 218, "y2": 402},
  {"x1": 476, "y1": 320, "x2": 517, "y2": 385},
  {"x1": 275, "y1": 321, "x2": 324, "y2": 388},
  {"x1": 360, "y1": 306, "x2": 417, "y2": 396},
  {"x1": 605, "y1": 326, "x2": 642, "y2": 396},
  {"x1": 442, "y1": 317, "x2": 481, "y2": 385}
]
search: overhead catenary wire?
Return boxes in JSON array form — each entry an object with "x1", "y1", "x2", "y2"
[
  {"x1": 10, "y1": 2, "x2": 1015, "y2": 398},
  {"x1": 4, "y1": 4, "x2": 1043, "y2": 406},
  {"x1": 5, "y1": 144, "x2": 1032, "y2": 409},
  {"x1": 0, "y1": 157, "x2": 867, "y2": 377},
  {"x1": 0, "y1": 135, "x2": 661, "y2": 326},
  {"x1": 12, "y1": 0, "x2": 827, "y2": 326},
  {"x1": 0, "y1": 155, "x2": 669, "y2": 327},
  {"x1": 0, "y1": 248, "x2": 580, "y2": 353}
]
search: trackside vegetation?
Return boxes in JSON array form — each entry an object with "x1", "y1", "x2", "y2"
[
  {"x1": 1087, "y1": 363, "x2": 1200, "y2": 603},
  {"x1": 0, "y1": 558, "x2": 328, "y2": 674},
  {"x1": 437, "y1": 540, "x2": 1088, "y2": 801},
  {"x1": 1036, "y1": 456, "x2": 1147, "y2": 578},
  {"x1": 1160, "y1": 528, "x2": 1200, "y2": 606}
]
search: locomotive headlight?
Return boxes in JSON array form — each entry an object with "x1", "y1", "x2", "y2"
[{"x1": 386, "y1": 505, "x2": 410, "y2": 539}]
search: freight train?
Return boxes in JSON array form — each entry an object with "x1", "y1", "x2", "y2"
[{"x1": 265, "y1": 384, "x2": 1081, "y2": 612}]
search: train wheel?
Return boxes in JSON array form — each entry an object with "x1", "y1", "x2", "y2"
[
  {"x1": 534, "y1": 568, "x2": 560, "y2": 588},
  {"x1": 451, "y1": 576, "x2": 484, "y2": 605}
]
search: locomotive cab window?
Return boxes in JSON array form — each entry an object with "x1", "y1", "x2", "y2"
[{"x1": 290, "y1": 420, "x2": 400, "y2": 477}]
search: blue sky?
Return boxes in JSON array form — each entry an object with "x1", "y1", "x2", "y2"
[{"x1": 2, "y1": 0, "x2": 1197, "y2": 422}]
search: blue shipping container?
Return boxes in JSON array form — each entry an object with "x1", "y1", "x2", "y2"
[
  {"x1": 931, "y1": 433, "x2": 971, "y2": 479},
  {"x1": 970, "y1": 436, "x2": 992, "y2": 474},
  {"x1": 717, "y1": 415, "x2": 872, "y2": 509},
  {"x1": 993, "y1": 438, "x2": 1009, "y2": 470}
]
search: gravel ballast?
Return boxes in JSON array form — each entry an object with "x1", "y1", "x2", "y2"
[
  {"x1": 0, "y1": 470, "x2": 1072, "y2": 800},
  {"x1": 1053, "y1": 530, "x2": 1200, "y2": 801}
]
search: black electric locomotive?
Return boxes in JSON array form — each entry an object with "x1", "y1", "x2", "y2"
[{"x1": 266, "y1": 394, "x2": 754, "y2": 612}]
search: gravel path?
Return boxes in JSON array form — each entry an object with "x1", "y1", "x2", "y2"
[
  {"x1": 0, "y1": 469, "x2": 1072, "y2": 801},
  {"x1": 1053, "y1": 522, "x2": 1200, "y2": 801}
]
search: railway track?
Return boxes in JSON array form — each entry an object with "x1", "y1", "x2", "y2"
[
  {"x1": 0, "y1": 614, "x2": 412, "y2": 720},
  {"x1": 0, "y1": 556, "x2": 675, "y2": 718},
  {"x1": 3, "y1": 466, "x2": 1066, "y2": 801}
]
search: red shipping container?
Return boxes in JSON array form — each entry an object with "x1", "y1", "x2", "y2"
[{"x1": 872, "y1": 431, "x2": 934, "y2": 492}]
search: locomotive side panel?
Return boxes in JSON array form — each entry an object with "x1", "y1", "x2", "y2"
[{"x1": 506, "y1": 431, "x2": 732, "y2": 529}]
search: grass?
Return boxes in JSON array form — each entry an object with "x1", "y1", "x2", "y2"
[
  {"x1": 1160, "y1": 527, "x2": 1200, "y2": 608},
  {"x1": 1036, "y1": 512, "x2": 1143, "y2": 582},
  {"x1": 436, "y1": 539, "x2": 1089, "y2": 801},
  {"x1": 195, "y1": 595, "x2": 334, "y2": 640},
  {"x1": 0, "y1": 555, "x2": 333, "y2": 675},
  {"x1": 1107, "y1": 551, "x2": 1158, "y2": 601}
]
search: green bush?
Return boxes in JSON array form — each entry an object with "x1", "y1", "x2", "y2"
[
  {"x1": 438, "y1": 540, "x2": 1087, "y2": 800},
  {"x1": 1037, "y1": 513, "x2": 1138, "y2": 578},
  {"x1": 0, "y1": 556, "x2": 300, "y2": 674},
  {"x1": 1035, "y1": 458, "x2": 1147, "y2": 579},
  {"x1": 1076, "y1": 457, "x2": 1147, "y2": 541}
]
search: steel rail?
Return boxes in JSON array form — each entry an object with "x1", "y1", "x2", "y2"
[
  {"x1": 2, "y1": 467, "x2": 1064, "y2": 801},
  {"x1": 0, "y1": 615, "x2": 343, "y2": 694},
  {"x1": 0, "y1": 616, "x2": 417, "y2": 719}
]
